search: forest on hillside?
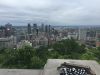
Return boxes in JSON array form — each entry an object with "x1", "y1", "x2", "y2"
[{"x1": 0, "y1": 39, "x2": 100, "y2": 69}]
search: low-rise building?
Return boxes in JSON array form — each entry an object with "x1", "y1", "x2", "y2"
[{"x1": 0, "y1": 36, "x2": 17, "y2": 49}]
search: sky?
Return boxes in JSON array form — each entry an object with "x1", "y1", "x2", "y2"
[{"x1": 0, "y1": 0, "x2": 100, "y2": 26}]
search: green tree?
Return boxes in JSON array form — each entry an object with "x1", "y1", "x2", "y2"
[
  {"x1": 1, "y1": 46, "x2": 36, "y2": 68},
  {"x1": 31, "y1": 56, "x2": 44, "y2": 69},
  {"x1": 35, "y1": 46, "x2": 49, "y2": 61},
  {"x1": 53, "y1": 39, "x2": 86, "y2": 55}
]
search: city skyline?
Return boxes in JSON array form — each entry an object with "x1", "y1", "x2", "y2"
[{"x1": 0, "y1": 0, "x2": 100, "y2": 25}]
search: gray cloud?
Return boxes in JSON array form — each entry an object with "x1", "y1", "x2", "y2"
[{"x1": 0, "y1": 0, "x2": 100, "y2": 25}]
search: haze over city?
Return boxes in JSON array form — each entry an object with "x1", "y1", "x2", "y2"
[
  {"x1": 0, "y1": 0, "x2": 100, "y2": 75},
  {"x1": 0, "y1": 0, "x2": 100, "y2": 25}
]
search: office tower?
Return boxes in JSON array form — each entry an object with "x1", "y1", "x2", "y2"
[
  {"x1": 48, "y1": 25, "x2": 51, "y2": 34},
  {"x1": 78, "y1": 28, "x2": 87, "y2": 41},
  {"x1": 45, "y1": 25, "x2": 48, "y2": 33},
  {"x1": 86, "y1": 30, "x2": 96, "y2": 41},
  {"x1": 33, "y1": 23, "x2": 37, "y2": 33},
  {"x1": 12, "y1": 27, "x2": 16, "y2": 36},
  {"x1": 36, "y1": 28, "x2": 39, "y2": 36},
  {"x1": 41, "y1": 23, "x2": 45, "y2": 32},
  {"x1": 27, "y1": 23, "x2": 31, "y2": 34},
  {"x1": 96, "y1": 31, "x2": 100, "y2": 47},
  {"x1": 5, "y1": 23, "x2": 13, "y2": 37},
  {"x1": 0, "y1": 26, "x2": 6, "y2": 37}
]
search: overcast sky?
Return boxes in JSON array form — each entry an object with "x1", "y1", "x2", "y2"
[{"x1": 0, "y1": 0, "x2": 100, "y2": 26}]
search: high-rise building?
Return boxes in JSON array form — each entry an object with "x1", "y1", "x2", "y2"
[
  {"x1": 48, "y1": 25, "x2": 51, "y2": 33},
  {"x1": 33, "y1": 23, "x2": 37, "y2": 33},
  {"x1": 0, "y1": 26, "x2": 6, "y2": 37},
  {"x1": 5, "y1": 23, "x2": 13, "y2": 37},
  {"x1": 78, "y1": 28, "x2": 87, "y2": 41},
  {"x1": 86, "y1": 30, "x2": 96, "y2": 41},
  {"x1": 27, "y1": 23, "x2": 31, "y2": 34},
  {"x1": 41, "y1": 23, "x2": 45, "y2": 32},
  {"x1": 45, "y1": 25, "x2": 48, "y2": 33},
  {"x1": 96, "y1": 32, "x2": 100, "y2": 47},
  {"x1": 36, "y1": 28, "x2": 39, "y2": 36}
]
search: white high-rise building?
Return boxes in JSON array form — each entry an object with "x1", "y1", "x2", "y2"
[{"x1": 78, "y1": 28, "x2": 87, "y2": 41}]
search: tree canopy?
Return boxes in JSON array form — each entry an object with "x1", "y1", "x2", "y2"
[{"x1": 0, "y1": 38, "x2": 99, "y2": 69}]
